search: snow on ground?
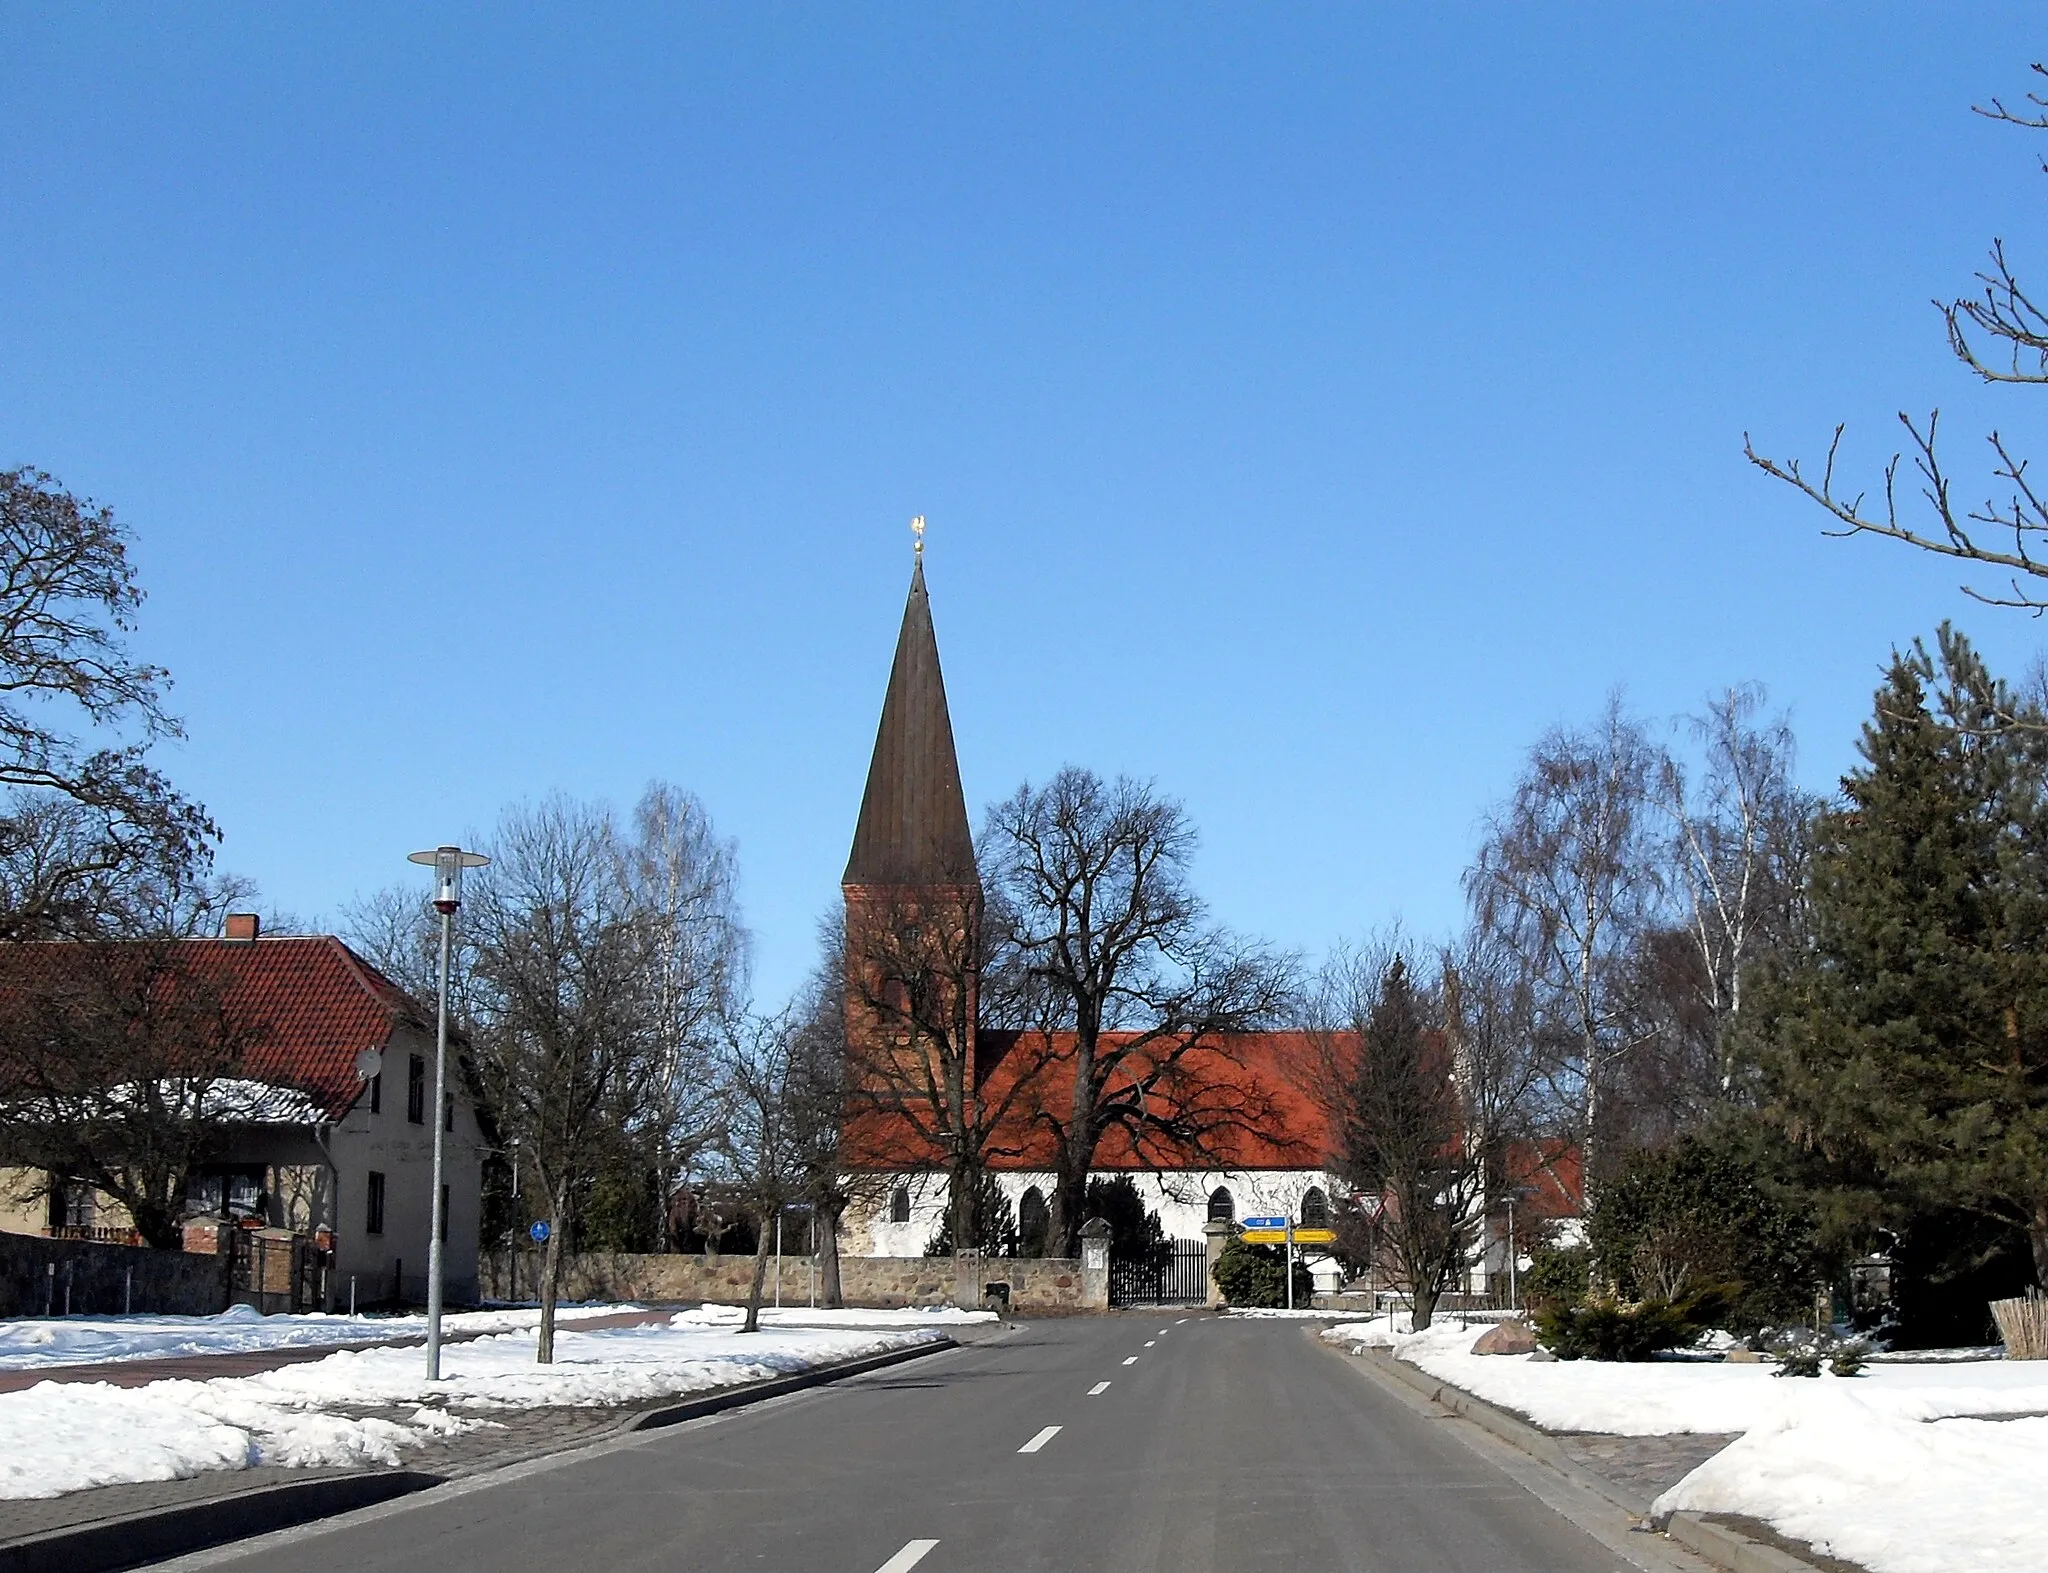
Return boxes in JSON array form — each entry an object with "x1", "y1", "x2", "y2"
[
  {"x1": 1326, "y1": 1316, "x2": 2048, "y2": 1573},
  {"x1": 669, "y1": 1304, "x2": 996, "y2": 1329},
  {"x1": 1221, "y1": 1307, "x2": 1353, "y2": 1318},
  {"x1": 0, "y1": 1314, "x2": 945, "y2": 1500},
  {"x1": 0, "y1": 1304, "x2": 635, "y2": 1372}
]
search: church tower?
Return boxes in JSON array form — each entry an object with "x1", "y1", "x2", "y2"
[{"x1": 842, "y1": 531, "x2": 982, "y2": 1091}]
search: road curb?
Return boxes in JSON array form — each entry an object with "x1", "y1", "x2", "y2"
[
  {"x1": 623, "y1": 1335, "x2": 958, "y2": 1431},
  {"x1": 1352, "y1": 1346, "x2": 1651, "y2": 1518},
  {"x1": 0, "y1": 1335, "x2": 959, "y2": 1573},
  {"x1": 0, "y1": 1473, "x2": 442, "y2": 1573},
  {"x1": 1334, "y1": 1339, "x2": 1831, "y2": 1573}
]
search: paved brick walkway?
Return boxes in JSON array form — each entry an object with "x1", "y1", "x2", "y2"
[{"x1": 0, "y1": 1307, "x2": 677, "y2": 1393}]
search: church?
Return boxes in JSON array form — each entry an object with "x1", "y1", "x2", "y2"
[{"x1": 836, "y1": 541, "x2": 1360, "y2": 1267}]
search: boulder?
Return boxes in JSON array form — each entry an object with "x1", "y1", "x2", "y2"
[
  {"x1": 1472, "y1": 1319, "x2": 1538, "y2": 1355},
  {"x1": 1723, "y1": 1347, "x2": 1768, "y2": 1363}
]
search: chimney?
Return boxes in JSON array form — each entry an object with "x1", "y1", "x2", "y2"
[{"x1": 224, "y1": 913, "x2": 261, "y2": 942}]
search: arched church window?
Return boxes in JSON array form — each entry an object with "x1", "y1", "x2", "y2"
[
  {"x1": 1300, "y1": 1187, "x2": 1329, "y2": 1228},
  {"x1": 889, "y1": 1185, "x2": 911, "y2": 1225},
  {"x1": 1207, "y1": 1187, "x2": 1235, "y2": 1223},
  {"x1": 1018, "y1": 1187, "x2": 1050, "y2": 1257}
]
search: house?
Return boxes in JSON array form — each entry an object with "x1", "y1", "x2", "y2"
[{"x1": 0, "y1": 917, "x2": 486, "y2": 1308}]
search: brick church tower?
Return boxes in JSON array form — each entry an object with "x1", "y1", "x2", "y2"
[{"x1": 842, "y1": 542, "x2": 982, "y2": 1099}]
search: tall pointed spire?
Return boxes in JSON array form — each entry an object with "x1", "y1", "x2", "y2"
[{"x1": 844, "y1": 551, "x2": 978, "y2": 888}]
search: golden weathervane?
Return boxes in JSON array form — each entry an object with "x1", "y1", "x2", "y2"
[{"x1": 912, "y1": 515, "x2": 926, "y2": 558}]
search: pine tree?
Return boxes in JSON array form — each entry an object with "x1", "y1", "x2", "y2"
[{"x1": 1747, "y1": 626, "x2": 2048, "y2": 1288}]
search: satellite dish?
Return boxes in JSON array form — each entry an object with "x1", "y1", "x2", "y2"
[{"x1": 354, "y1": 1047, "x2": 384, "y2": 1082}]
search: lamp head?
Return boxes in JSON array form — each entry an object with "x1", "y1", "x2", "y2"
[{"x1": 408, "y1": 845, "x2": 490, "y2": 914}]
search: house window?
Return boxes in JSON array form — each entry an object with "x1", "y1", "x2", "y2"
[
  {"x1": 368, "y1": 1071, "x2": 381, "y2": 1115},
  {"x1": 1207, "y1": 1187, "x2": 1235, "y2": 1223},
  {"x1": 51, "y1": 1177, "x2": 93, "y2": 1231},
  {"x1": 366, "y1": 1171, "x2": 386, "y2": 1236},
  {"x1": 1018, "y1": 1187, "x2": 1049, "y2": 1257},
  {"x1": 889, "y1": 1185, "x2": 911, "y2": 1224},
  {"x1": 443, "y1": 1090, "x2": 454, "y2": 1132},
  {"x1": 1300, "y1": 1187, "x2": 1329, "y2": 1228},
  {"x1": 407, "y1": 1055, "x2": 426, "y2": 1124}
]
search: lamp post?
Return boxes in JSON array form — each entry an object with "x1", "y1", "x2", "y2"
[{"x1": 408, "y1": 844, "x2": 489, "y2": 1380}]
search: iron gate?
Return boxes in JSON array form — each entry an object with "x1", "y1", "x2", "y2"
[{"x1": 1108, "y1": 1238, "x2": 1208, "y2": 1305}]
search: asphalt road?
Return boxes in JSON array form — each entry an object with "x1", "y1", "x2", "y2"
[{"x1": 181, "y1": 1313, "x2": 1656, "y2": 1573}]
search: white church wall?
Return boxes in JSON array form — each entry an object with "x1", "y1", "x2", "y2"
[{"x1": 846, "y1": 1166, "x2": 1349, "y2": 1257}]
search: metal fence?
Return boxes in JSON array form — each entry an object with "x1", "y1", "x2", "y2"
[{"x1": 1109, "y1": 1239, "x2": 1209, "y2": 1305}]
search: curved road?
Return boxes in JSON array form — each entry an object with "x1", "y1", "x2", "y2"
[{"x1": 174, "y1": 1313, "x2": 1688, "y2": 1573}]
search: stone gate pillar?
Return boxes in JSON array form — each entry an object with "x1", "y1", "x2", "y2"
[
  {"x1": 1079, "y1": 1217, "x2": 1111, "y2": 1311},
  {"x1": 1202, "y1": 1219, "x2": 1234, "y2": 1309}
]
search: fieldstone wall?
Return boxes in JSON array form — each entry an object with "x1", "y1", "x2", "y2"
[
  {"x1": 482, "y1": 1250, "x2": 1103, "y2": 1313},
  {"x1": 0, "y1": 1231, "x2": 227, "y2": 1318}
]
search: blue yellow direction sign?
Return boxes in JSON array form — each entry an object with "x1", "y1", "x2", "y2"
[{"x1": 1242, "y1": 1215, "x2": 1287, "y2": 1230}]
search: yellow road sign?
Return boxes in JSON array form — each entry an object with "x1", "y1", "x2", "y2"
[
  {"x1": 1290, "y1": 1228, "x2": 1337, "y2": 1244},
  {"x1": 1240, "y1": 1229, "x2": 1287, "y2": 1244}
]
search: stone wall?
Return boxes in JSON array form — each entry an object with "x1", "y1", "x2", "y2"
[
  {"x1": 482, "y1": 1250, "x2": 1106, "y2": 1313},
  {"x1": 0, "y1": 1230, "x2": 228, "y2": 1318}
]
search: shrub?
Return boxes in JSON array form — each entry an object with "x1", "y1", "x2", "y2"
[
  {"x1": 1522, "y1": 1243, "x2": 1591, "y2": 1312},
  {"x1": 1212, "y1": 1237, "x2": 1314, "y2": 1308},
  {"x1": 1775, "y1": 1347, "x2": 1822, "y2": 1378},
  {"x1": 1535, "y1": 1284, "x2": 1735, "y2": 1362},
  {"x1": 1590, "y1": 1134, "x2": 1820, "y2": 1332}
]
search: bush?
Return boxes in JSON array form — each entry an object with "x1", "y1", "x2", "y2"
[
  {"x1": 1590, "y1": 1134, "x2": 1820, "y2": 1333},
  {"x1": 1523, "y1": 1243, "x2": 1591, "y2": 1311},
  {"x1": 1535, "y1": 1284, "x2": 1735, "y2": 1362},
  {"x1": 1212, "y1": 1237, "x2": 1314, "y2": 1308}
]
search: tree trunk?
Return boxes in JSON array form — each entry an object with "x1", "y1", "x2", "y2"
[
  {"x1": 1410, "y1": 1281, "x2": 1441, "y2": 1331},
  {"x1": 2032, "y1": 1203, "x2": 2048, "y2": 1290},
  {"x1": 742, "y1": 1212, "x2": 774, "y2": 1332},
  {"x1": 817, "y1": 1197, "x2": 845, "y2": 1309},
  {"x1": 536, "y1": 1194, "x2": 565, "y2": 1364}
]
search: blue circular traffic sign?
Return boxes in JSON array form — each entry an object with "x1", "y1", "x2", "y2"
[{"x1": 529, "y1": 1220, "x2": 550, "y2": 1243}]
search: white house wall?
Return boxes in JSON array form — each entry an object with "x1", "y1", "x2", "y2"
[{"x1": 325, "y1": 1026, "x2": 485, "y2": 1307}]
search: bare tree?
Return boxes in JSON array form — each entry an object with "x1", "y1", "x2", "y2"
[
  {"x1": 1311, "y1": 937, "x2": 1541, "y2": 1330},
  {"x1": 464, "y1": 796, "x2": 662, "y2": 1363},
  {"x1": 1657, "y1": 687, "x2": 1811, "y2": 1094},
  {"x1": 710, "y1": 1008, "x2": 810, "y2": 1333},
  {"x1": 790, "y1": 913, "x2": 887, "y2": 1307},
  {"x1": 984, "y1": 768, "x2": 1298, "y2": 1259},
  {"x1": 1466, "y1": 697, "x2": 1662, "y2": 1195},
  {"x1": 1746, "y1": 66, "x2": 2048, "y2": 613},
  {"x1": 620, "y1": 783, "x2": 748, "y2": 1246},
  {"x1": 0, "y1": 470, "x2": 219, "y2": 939},
  {"x1": 0, "y1": 938, "x2": 269, "y2": 1248}
]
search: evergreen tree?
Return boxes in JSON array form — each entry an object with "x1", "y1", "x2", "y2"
[{"x1": 1745, "y1": 626, "x2": 2048, "y2": 1291}]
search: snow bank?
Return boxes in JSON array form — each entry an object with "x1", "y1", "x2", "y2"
[
  {"x1": 1656, "y1": 1402, "x2": 2048, "y2": 1573},
  {"x1": 0, "y1": 1304, "x2": 632, "y2": 1372},
  {"x1": 668, "y1": 1304, "x2": 997, "y2": 1328},
  {"x1": 1324, "y1": 1318, "x2": 2048, "y2": 1573},
  {"x1": 0, "y1": 1319, "x2": 942, "y2": 1499}
]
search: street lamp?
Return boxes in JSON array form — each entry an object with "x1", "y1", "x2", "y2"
[{"x1": 408, "y1": 844, "x2": 489, "y2": 1380}]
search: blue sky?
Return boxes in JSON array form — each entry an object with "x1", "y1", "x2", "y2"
[{"x1": 4, "y1": 5, "x2": 2046, "y2": 1003}]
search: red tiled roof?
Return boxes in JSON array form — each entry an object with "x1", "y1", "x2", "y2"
[
  {"x1": 853, "y1": 1029, "x2": 1348, "y2": 1172},
  {"x1": 0, "y1": 936, "x2": 429, "y2": 1121}
]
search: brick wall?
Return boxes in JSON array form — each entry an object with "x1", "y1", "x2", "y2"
[{"x1": 482, "y1": 1251, "x2": 1103, "y2": 1313}]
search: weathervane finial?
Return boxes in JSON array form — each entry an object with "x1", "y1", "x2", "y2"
[{"x1": 911, "y1": 515, "x2": 926, "y2": 559}]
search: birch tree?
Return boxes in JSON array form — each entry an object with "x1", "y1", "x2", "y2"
[{"x1": 1466, "y1": 697, "x2": 1662, "y2": 1197}]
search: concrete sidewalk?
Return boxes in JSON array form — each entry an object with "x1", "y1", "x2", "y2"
[{"x1": 0, "y1": 1308, "x2": 676, "y2": 1393}]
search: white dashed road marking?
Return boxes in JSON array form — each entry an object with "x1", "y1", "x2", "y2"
[
  {"x1": 875, "y1": 1541, "x2": 939, "y2": 1573},
  {"x1": 1123, "y1": 1356, "x2": 1138, "y2": 1366},
  {"x1": 1144, "y1": 1340, "x2": 1156, "y2": 1347},
  {"x1": 1176, "y1": 1318, "x2": 1188, "y2": 1324},
  {"x1": 1019, "y1": 1426, "x2": 1062, "y2": 1454},
  {"x1": 1088, "y1": 1381, "x2": 1111, "y2": 1395}
]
